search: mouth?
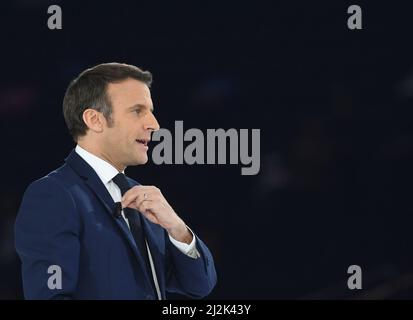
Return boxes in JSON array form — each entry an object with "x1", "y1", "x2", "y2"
[{"x1": 136, "y1": 139, "x2": 150, "y2": 147}]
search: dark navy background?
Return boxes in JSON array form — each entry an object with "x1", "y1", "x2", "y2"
[{"x1": 1, "y1": 1, "x2": 412, "y2": 299}]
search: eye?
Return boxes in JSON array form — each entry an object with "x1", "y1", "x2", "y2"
[{"x1": 134, "y1": 109, "x2": 142, "y2": 115}]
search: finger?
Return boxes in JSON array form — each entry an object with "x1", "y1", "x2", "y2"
[
  {"x1": 121, "y1": 185, "x2": 159, "y2": 202},
  {"x1": 121, "y1": 186, "x2": 143, "y2": 205},
  {"x1": 124, "y1": 191, "x2": 159, "y2": 209},
  {"x1": 121, "y1": 186, "x2": 158, "y2": 208},
  {"x1": 137, "y1": 199, "x2": 157, "y2": 215}
]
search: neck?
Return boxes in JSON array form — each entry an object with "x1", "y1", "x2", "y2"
[{"x1": 77, "y1": 141, "x2": 126, "y2": 172}]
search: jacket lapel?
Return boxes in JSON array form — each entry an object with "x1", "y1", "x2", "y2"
[
  {"x1": 64, "y1": 149, "x2": 155, "y2": 289},
  {"x1": 141, "y1": 217, "x2": 166, "y2": 298}
]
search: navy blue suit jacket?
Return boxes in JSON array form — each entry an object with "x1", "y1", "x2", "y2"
[{"x1": 15, "y1": 149, "x2": 217, "y2": 299}]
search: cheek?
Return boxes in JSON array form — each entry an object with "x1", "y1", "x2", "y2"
[
  {"x1": 107, "y1": 129, "x2": 129, "y2": 149},
  {"x1": 110, "y1": 132, "x2": 123, "y2": 145},
  {"x1": 110, "y1": 122, "x2": 137, "y2": 144},
  {"x1": 115, "y1": 127, "x2": 131, "y2": 142}
]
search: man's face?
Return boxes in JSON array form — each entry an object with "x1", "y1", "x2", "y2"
[{"x1": 101, "y1": 78, "x2": 159, "y2": 169}]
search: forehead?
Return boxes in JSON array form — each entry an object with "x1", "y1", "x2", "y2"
[{"x1": 107, "y1": 78, "x2": 152, "y2": 109}]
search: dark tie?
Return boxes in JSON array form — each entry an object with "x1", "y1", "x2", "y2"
[{"x1": 112, "y1": 173, "x2": 155, "y2": 291}]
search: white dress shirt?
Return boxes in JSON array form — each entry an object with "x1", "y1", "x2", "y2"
[{"x1": 75, "y1": 144, "x2": 198, "y2": 299}]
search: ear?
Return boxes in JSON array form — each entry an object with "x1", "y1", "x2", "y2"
[{"x1": 82, "y1": 108, "x2": 105, "y2": 133}]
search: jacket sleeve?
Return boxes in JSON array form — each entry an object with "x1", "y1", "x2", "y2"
[
  {"x1": 15, "y1": 176, "x2": 81, "y2": 299},
  {"x1": 165, "y1": 232, "x2": 217, "y2": 298}
]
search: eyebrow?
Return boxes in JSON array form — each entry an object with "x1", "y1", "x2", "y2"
[{"x1": 127, "y1": 104, "x2": 154, "y2": 112}]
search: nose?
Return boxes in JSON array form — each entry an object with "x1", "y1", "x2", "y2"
[{"x1": 144, "y1": 111, "x2": 160, "y2": 132}]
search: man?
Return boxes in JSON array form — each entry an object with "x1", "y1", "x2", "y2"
[{"x1": 15, "y1": 62, "x2": 217, "y2": 300}]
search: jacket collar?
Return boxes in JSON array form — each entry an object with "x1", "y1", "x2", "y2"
[{"x1": 65, "y1": 149, "x2": 162, "y2": 295}]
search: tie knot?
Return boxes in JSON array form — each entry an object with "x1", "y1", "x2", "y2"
[{"x1": 112, "y1": 173, "x2": 130, "y2": 195}]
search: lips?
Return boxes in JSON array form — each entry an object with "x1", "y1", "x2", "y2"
[{"x1": 136, "y1": 139, "x2": 149, "y2": 146}]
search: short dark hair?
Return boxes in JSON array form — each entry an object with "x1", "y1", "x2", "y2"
[{"x1": 63, "y1": 62, "x2": 152, "y2": 142}]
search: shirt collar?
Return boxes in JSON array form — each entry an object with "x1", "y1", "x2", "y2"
[{"x1": 75, "y1": 144, "x2": 124, "y2": 184}]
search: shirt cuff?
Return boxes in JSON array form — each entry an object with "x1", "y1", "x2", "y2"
[{"x1": 168, "y1": 226, "x2": 200, "y2": 259}]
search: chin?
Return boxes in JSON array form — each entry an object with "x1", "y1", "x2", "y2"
[{"x1": 136, "y1": 155, "x2": 148, "y2": 165}]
